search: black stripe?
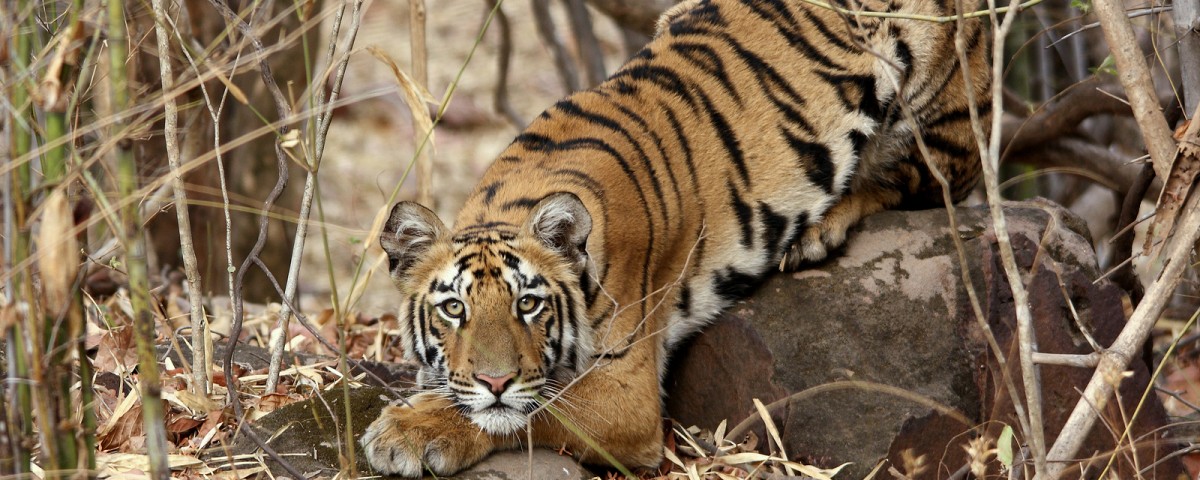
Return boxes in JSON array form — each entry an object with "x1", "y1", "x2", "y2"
[
  {"x1": 555, "y1": 99, "x2": 670, "y2": 217},
  {"x1": 608, "y1": 100, "x2": 684, "y2": 235},
  {"x1": 669, "y1": 42, "x2": 741, "y2": 103},
  {"x1": 500, "y1": 197, "x2": 541, "y2": 211},
  {"x1": 758, "y1": 202, "x2": 789, "y2": 252},
  {"x1": 697, "y1": 91, "x2": 750, "y2": 184},
  {"x1": 783, "y1": 211, "x2": 811, "y2": 251},
  {"x1": 921, "y1": 132, "x2": 972, "y2": 159},
  {"x1": 481, "y1": 181, "x2": 503, "y2": 205},
  {"x1": 817, "y1": 71, "x2": 882, "y2": 121},
  {"x1": 782, "y1": 128, "x2": 836, "y2": 194},
  {"x1": 407, "y1": 297, "x2": 420, "y2": 363},
  {"x1": 796, "y1": 6, "x2": 855, "y2": 52},
  {"x1": 499, "y1": 251, "x2": 520, "y2": 269},
  {"x1": 676, "y1": 284, "x2": 692, "y2": 317},
  {"x1": 728, "y1": 179, "x2": 754, "y2": 249},
  {"x1": 739, "y1": 0, "x2": 842, "y2": 70},
  {"x1": 609, "y1": 65, "x2": 699, "y2": 111},
  {"x1": 712, "y1": 266, "x2": 763, "y2": 304},
  {"x1": 848, "y1": 130, "x2": 870, "y2": 161},
  {"x1": 730, "y1": 42, "x2": 816, "y2": 135}
]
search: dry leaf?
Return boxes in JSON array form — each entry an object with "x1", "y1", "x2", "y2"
[
  {"x1": 1144, "y1": 104, "x2": 1200, "y2": 257},
  {"x1": 37, "y1": 189, "x2": 79, "y2": 312}
]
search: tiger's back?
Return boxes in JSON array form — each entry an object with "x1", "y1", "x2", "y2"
[
  {"x1": 459, "y1": 0, "x2": 988, "y2": 348},
  {"x1": 363, "y1": 0, "x2": 989, "y2": 475}
]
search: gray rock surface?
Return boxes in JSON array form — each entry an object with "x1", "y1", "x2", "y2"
[
  {"x1": 211, "y1": 386, "x2": 592, "y2": 479},
  {"x1": 665, "y1": 200, "x2": 1183, "y2": 479},
  {"x1": 220, "y1": 200, "x2": 1184, "y2": 479}
]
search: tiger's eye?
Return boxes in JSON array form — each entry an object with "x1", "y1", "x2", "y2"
[
  {"x1": 517, "y1": 295, "x2": 542, "y2": 314},
  {"x1": 440, "y1": 299, "x2": 465, "y2": 318}
]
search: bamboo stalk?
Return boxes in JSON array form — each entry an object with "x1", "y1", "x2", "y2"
[
  {"x1": 5, "y1": 3, "x2": 35, "y2": 474},
  {"x1": 108, "y1": 0, "x2": 170, "y2": 477},
  {"x1": 35, "y1": 4, "x2": 84, "y2": 475}
]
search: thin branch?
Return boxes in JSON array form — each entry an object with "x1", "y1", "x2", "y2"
[
  {"x1": 1091, "y1": 0, "x2": 1177, "y2": 179},
  {"x1": 411, "y1": 0, "x2": 433, "y2": 207},
  {"x1": 264, "y1": 0, "x2": 366, "y2": 396},
  {"x1": 1040, "y1": 187, "x2": 1200, "y2": 478},
  {"x1": 151, "y1": 0, "x2": 209, "y2": 396},
  {"x1": 564, "y1": 0, "x2": 606, "y2": 87},
  {"x1": 959, "y1": 0, "x2": 1049, "y2": 470},
  {"x1": 489, "y1": 0, "x2": 525, "y2": 127},
  {"x1": 1173, "y1": 0, "x2": 1200, "y2": 114},
  {"x1": 532, "y1": 0, "x2": 582, "y2": 94},
  {"x1": 804, "y1": 0, "x2": 1043, "y2": 22},
  {"x1": 1050, "y1": 6, "x2": 1174, "y2": 48},
  {"x1": 203, "y1": 1, "x2": 308, "y2": 478},
  {"x1": 1031, "y1": 352, "x2": 1101, "y2": 368}
]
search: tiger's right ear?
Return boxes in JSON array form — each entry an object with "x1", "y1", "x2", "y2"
[{"x1": 380, "y1": 202, "x2": 448, "y2": 282}]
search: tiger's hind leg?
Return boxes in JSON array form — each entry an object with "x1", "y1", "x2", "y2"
[
  {"x1": 780, "y1": 187, "x2": 901, "y2": 270},
  {"x1": 779, "y1": 130, "x2": 983, "y2": 271}
]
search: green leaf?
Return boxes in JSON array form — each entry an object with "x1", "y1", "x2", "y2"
[
  {"x1": 997, "y1": 425, "x2": 1015, "y2": 468},
  {"x1": 1070, "y1": 0, "x2": 1091, "y2": 14},
  {"x1": 1090, "y1": 55, "x2": 1117, "y2": 76}
]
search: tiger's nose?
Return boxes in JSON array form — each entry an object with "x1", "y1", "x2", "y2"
[{"x1": 475, "y1": 372, "x2": 516, "y2": 394}]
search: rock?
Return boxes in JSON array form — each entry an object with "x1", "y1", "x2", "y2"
[
  {"x1": 212, "y1": 386, "x2": 594, "y2": 479},
  {"x1": 664, "y1": 200, "x2": 1185, "y2": 479},
  {"x1": 220, "y1": 200, "x2": 1184, "y2": 479}
]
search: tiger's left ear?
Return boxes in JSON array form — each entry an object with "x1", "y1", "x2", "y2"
[{"x1": 522, "y1": 193, "x2": 592, "y2": 264}]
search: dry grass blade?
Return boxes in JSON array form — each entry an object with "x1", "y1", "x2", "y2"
[
  {"x1": 752, "y1": 398, "x2": 794, "y2": 475},
  {"x1": 368, "y1": 46, "x2": 438, "y2": 150}
]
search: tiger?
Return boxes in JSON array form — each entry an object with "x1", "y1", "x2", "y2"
[{"x1": 360, "y1": 0, "x2": 989, "y2": 475}]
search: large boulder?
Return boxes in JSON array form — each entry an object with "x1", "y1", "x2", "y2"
[
  {"x1": 665, "y1": 200, "x2": 1185, "y2": 479},
  {"x1": 218, "y1": 200, "x2": 1185, "y2": 479}
]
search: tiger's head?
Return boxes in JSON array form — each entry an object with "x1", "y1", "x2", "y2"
[{"x1": 379, "y1": 193, "x2": 597, "y2": 434}]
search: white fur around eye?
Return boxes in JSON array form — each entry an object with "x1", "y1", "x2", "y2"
[{"x1": 514, "y1": 295, "x2": 545, "y2": 322}]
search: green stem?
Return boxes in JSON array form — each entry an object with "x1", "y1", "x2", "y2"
[
  {"x1": 6, "y1": 3, "x2": 35, "y2": 475},
  {"x1": 108, "y1": 0, "x2": 170, "y2": 477}
]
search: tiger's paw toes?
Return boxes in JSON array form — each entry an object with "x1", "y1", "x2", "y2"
[
  {"x1": 780, "y1": 224, "x2": 849, "y2": 271},
  {"x1": 360, "y1": 403, "x2": 491, "y2": 477}
]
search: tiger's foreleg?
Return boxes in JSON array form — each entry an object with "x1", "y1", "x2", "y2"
[{"x1": 529, "y1": 337, "x2": 666, "y2": 470}]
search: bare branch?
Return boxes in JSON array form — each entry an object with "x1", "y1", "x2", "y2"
[
  {"x1": 1001, "y1": 78, "x2": 1141, "y2": 156},
  {"x1": 1173, "y1": 0, "x2": 1200, "y2": 112},
  {"x1": 1091, "y1": 0, "x2": 1177, "y2": 179},
  {"x1": 564, "y1": 0, "x2": 606, "y2": 87},
  {"x1": 151, "y1": 0, "x2": 209, "y2": 396},
  {"x1": 489, "y1": 0, "x2": 526, "y2": 127},
  {"x1": 1040, "y1": 161, "x2": 1200, "y2": 480},
  {"x1": 532, "y1": 0, "x2": 581, "y2": 94}
]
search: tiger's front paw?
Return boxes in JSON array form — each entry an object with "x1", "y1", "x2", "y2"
[{"x1": 360, "y1": 394, "x2": 495, "y2": 477}]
